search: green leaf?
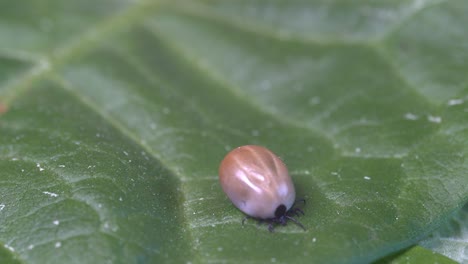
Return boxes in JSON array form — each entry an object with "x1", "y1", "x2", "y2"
[
  {"x1": 0, "y1": 81, "x2": 192, "y2": 263},
  {"x1": 376, "y1": 246, "x2": 459, "y2": 264},
  {"x1": 0, "y1": 245, "x2": 21, "y2": 264},
  {"x1": 1, "y1": 0, "x2": 468, "y2": 263},
  {"x1": 420, "y1": 204, "x2": 468, "y2": 263}
]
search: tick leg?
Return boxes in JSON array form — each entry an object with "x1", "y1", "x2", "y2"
[
  {"x1": 268, "y1": 223, "x2": 275, "y2": 232},
  {"x1": 257, "y1": 219, "x2": 265, "y2": 226},
  {"x1": 294, "y1": 198, "x2": 306, "y2": 206},
  {"x1": 294, "y1": 208, "x2": 305, "y2": 216},
  {"x1": 289, "y1": 209, "x2": 299, "y2": 217},
  {"x1": 286, "y1": 216, "x2": 306, "y2": 231},
  {"x1": 287, "y1": 208, "x2": 304, "y2": 217}
]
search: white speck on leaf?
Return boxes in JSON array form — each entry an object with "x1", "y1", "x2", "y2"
[
  {"x1": 448, "y1": 98, "x2": 464, "y2": 106},
  {"x1": 217, "y1": 247, "x2": 223, "y2": 252},
  {"x1": 53, "y1": 220, "x2": 59, "y2": 225},
  {"x1": 36, "y1": 162, "x2": 45, "y2": 171},
  {"x1": 270, "y1": 257, "x2": 277, "y2": 263},
  {"x1": 0, "y1": 204, "x2": 5, "y2": 211},
  {"x1": 404, "y1": 113, "x2": 419, "y2": 120},
  {"x1": 364, "y1": 176, "x2": 371, "y2": 180},
  {"x1": 123, "y1": 151, "x2": 129, "y2": 156},
  {"x1": 312, "y1": 237, "x2": 317, "y2": 243},
  {"x1": 355, "y1": 147, "x2": 361, "y2": 153},
  {"x1": 119, "y1": 197, "x2": 123, "y2": 202},
  {"x1": 11, "y1": 157, "x2": 18, "y2": 161},
  {"x1": 5, "y1": 245, "x2": 14, "y2": 252},
  {"x1": 58, "y1": 164, "x2": 65, "y2": 168},
  {"x1": 43, "y1": 191, "x2": 58, "y2": 197},
  {"x1": 55, "y1": 242, "x2": 61, "y2": 248},
  {"x1": 27, "y1": 244, "x2": 34, "y2": 250},
  {"x1": 427, "y1": 115, "x2": 442, "y2": 123}
]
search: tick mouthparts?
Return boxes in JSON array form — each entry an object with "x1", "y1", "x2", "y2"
[{"x1": 274, "y1": 204, "x2": 287, "y2": 217}]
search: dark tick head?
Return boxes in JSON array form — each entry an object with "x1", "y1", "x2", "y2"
[{"x1": 274, "y1": 204, "x2": 287, "y2": 218}]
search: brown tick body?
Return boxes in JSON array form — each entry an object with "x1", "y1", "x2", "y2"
[{"x1": 219, "y1": 145, "x2": 305, "y2": 231}]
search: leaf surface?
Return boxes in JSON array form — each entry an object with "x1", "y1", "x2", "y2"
[{"x1": 1, "y1": 1, "x2": 467, "y2": 263}]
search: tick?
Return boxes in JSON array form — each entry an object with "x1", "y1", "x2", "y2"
[{"x1": 219, "y1": 145, "x2": 305, "y2": 232}]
